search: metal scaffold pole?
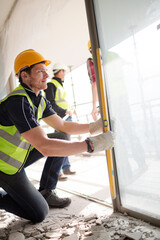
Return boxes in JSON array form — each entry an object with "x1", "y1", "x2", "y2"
[{"x1": 68, "y1": 65, "x2": 79, "y2": 122}]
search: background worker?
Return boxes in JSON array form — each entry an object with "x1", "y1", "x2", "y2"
[
  {"x1": 45, "y1": 63, "x2": 76, "y2": 181},
  {"x1": 87, "y1": 40, "x2": 99, "y2": 121},
  {"x1": 0, "y1": 49, "x2": 114, "y2": 223}
]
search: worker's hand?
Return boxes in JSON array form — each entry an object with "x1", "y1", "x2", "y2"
[
  {"x1": 91, "y1": 107, "x2": 99, "y2": 121},
  {"x1": 89, "y1": 118, "x2": 103, "y2": 135},
  {"x1": 65, "y1": 110, "x2": 73, "y2": 117},
  {"x1": 73, "y1": 109, "x2": 77, "y2": 116},
  {"x1": 88, "y1": 131, "x2": 114, "y2": 152}
]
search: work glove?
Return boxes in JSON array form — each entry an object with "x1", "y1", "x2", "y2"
[
  {"x1": 86, "y1": 131, "x2": 114, "y2": 153},
  {"x1": 89, "y1": 118, "x2": 103, "y2": 135}
]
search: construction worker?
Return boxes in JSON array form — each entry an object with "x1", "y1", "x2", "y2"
[
  {"x1": 45, "y1": 63, "x2": 76, "y2": 181},
  {"x1": 0, "y1": 49, "x2": 114, "y2": 223},
  {"x1": 87, "y1": 40, "x2": 99, "y2": 121}
]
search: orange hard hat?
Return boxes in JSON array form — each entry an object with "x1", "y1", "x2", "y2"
[{"x1": 14, "y1": 49, "x2": 51, "y2": 75}]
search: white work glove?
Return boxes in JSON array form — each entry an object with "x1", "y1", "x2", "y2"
[
  {"x1": 87, "y1": 131, "x2": 114, "y2": 153},
  {"x1": 89, "y1": 118, "x2": 103, "y2": 135}
]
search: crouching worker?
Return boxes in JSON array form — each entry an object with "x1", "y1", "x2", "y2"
[{"x1": 0, "y1": 49, "x2": 114, "y2": 223}]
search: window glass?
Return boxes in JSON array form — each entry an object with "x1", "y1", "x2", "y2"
[{"x1": 94, "y1": 0, "x2": 160, "y2": 219}]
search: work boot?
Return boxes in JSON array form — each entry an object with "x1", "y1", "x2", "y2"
[
  {"x1": 58, "y1": 172, "x2": 68, "y2": 181},
  {"x1": 63, "y1": 169, "x2": 76, "y2": 175},
  {"x1": 40, "y1": 189, "x2": 71, "y2": 208}
]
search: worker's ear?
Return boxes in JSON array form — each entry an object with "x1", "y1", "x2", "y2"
[{"x1": 21, "y1": 71, "x2": 29, "y2": 80}]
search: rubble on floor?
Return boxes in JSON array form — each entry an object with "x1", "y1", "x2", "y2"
[{"x1": 0, "y1": 210, "x2": 160, "y2": 240}]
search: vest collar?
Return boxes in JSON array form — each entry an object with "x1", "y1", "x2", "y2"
[{"x1": 52, "y1": 77, "x2": 63, "y2": 86}]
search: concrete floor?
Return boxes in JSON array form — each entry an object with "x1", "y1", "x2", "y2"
[
  {"x1": 1, "y1": 153, "x2": 160, "y2": 239},
  {"x1": 26, "y1": 152, "x2": 112, "y2": 205}
]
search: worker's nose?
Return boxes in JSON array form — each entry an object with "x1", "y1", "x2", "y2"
[{"x1": 44, "y1": 71, "x2": 49, "y2": 78}]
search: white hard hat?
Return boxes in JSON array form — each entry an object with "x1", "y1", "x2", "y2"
[{"x1": 52, "y1": 63, "x2": 68, "y2": 74}]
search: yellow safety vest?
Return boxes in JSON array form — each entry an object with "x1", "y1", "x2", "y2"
[
  {"x1": 0, "y1": 84, "x2": 46, "y2": 175},
  {"x1": 50, "y1": 79, "x2": 70, "y2": 110}
]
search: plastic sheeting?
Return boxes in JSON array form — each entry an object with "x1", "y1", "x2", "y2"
[{"x1": 0, "y1": 0, "x2": 89, "y2": 91}]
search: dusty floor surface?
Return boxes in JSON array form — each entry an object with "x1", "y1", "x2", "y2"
[
  {"x1": 1, "y1": 204, "x2": 160, "y2": 240},
  {"x1": 0, "y1": 184, "x2": 160, "y2": 240},
  {"x1": 0, "y1": 154, "x2": 160, "y2": 240}
]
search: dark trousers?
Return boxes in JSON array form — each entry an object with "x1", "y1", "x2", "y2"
[{"x1": 0, "y1": 131, "x2": 68, "y2": 222}]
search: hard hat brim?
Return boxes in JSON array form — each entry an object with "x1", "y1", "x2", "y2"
[{"x1": 45, "y1": 60, "x2": 51, "y2": 66}]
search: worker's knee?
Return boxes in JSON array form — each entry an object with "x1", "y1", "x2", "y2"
[{"x1": 31, "y1": 203, "x2": 49, "y2": 223}]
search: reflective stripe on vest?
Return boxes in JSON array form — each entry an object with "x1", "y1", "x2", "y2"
[
  {"x1": 50, "y1": 79, "x2": 70, "y2": 110},
  {"x1": 0, "y1": 84, "x2": 46, "y2": 175}
]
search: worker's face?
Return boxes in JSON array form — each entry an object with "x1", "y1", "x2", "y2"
[
  {"x1": 56, "y1": 69, "x2": 66, "y2": 81},
  {"x1": 21, "y1": 63, "x2": 49, "y2": 95}
]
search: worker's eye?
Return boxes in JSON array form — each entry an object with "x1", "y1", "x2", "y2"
[{"x1": 37, "y1": 69, "x2": 47, "y2": 74}]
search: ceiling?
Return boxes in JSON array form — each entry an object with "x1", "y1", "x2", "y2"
[{"x1": 0, "y1": 0, "x2": 90, "y2": 89}]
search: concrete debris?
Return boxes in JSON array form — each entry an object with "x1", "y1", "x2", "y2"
[
  {"x1": 84, "y1": 214, "x2": 97, "y2": 222},
  {"x1": 0, "y1": 210, "x2": 160, "y2": 240},
  {"x1": 63, "y1": 233, "x2": 79, "y2": 240},
  {"x1": 8, "y1": 232, "x2": 25, "y2": 240},
  {"x1": 125, "y1": 232, "x2": 143, "y2": 240},
  {"x1": 45, "y1": 231, "x2": 62, "y2": 238},
  {"x1": 96, "y1": 219, "x2": 102, "y2": 225}
]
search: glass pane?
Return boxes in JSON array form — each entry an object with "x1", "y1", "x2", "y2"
[{"x1": 94, "y1": 0, "x2": 160, "y2": 219}]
